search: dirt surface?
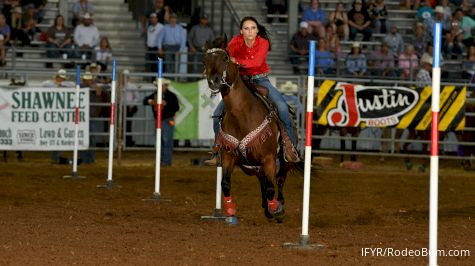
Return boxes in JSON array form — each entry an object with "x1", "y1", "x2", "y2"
[{"x1": 0, "y1": 151, "x2": 474, "y2": 265}]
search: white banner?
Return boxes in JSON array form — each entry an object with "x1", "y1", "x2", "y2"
[{"x1": 0, "y1": 87, "x2": 89, "y2": 150}]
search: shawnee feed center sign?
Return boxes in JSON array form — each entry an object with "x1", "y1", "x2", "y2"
[
  {"x1": 316, "y1": 80, "x2": 466, "y2": 131},
  {"x1": 0, "y1": 87, "x2": 89, "y2": 150}
]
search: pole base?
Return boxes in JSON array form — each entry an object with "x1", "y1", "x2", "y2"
[
  {"x1": 63, "y1": 172, "x2": 86, "y2": 180},
  {"x1": 201, "y1": 208, "x2": 225, "y2": 220},
  {"x1": 142, "y1": 192, "x2": 171, "y2": 202},
  {"x1": 96, "y1": 180, "x2": 120, "y2": 190},
  {"x1": 283, "y1": 235, "x2": 325, "y2": 249}
]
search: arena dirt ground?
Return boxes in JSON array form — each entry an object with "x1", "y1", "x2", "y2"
[{"x1": 0, "y1": 151, "x2": 474, "y2": 266}]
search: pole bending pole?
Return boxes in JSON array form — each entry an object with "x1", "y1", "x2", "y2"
[
  {"x1": 64, "y1": 66, "x2": 85, "y2": 179},
  {"x1": 284, "y1": 40, "x2": 322, "y2": 249},
  {"x1": 429, "y1": 22, "x2": 442, "y2": 266}
]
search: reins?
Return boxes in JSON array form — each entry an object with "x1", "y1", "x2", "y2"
[{"x1": 205, "y1": 48, "x2": 238, "y2": 96}]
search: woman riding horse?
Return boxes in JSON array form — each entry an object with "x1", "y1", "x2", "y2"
[{"x1": 205, "y1": 16, "x2": 299, "y2": 165}]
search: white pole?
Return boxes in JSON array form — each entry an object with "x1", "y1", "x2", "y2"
[
  {"x1": 215, "y1": 166, "x2": 222, "y2": 210},
  {"x1": 72, "y1": 66, "x2": 81, "y2": 177},
  {"x1": 154, "y1": 59, "x2": 163, "y2": 197},
  {"x1": 429, "y1": 23, "x2": 442, "y2": 266},
  {"x1": 107, "y1": 60, "x2": 117, "y2": 183},
  {"x1": 301, "y1": 40, "x2": 316, "y2": 244}
]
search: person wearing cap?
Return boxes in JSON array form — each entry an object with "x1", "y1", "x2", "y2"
[
  {"x1": 157, "y1": 12, "x2": 186, "y2": 74},
  {"x1": 72, "y1": 0, "x2": 95, "y2": 27},
  {"x1": 383, "y1": 25, "x2": 404, "y2": 57},
  {"x1": 348, "y1": 0, "x2": 372, "y2": 41},
  {"x1": 0, "y1": 14, "x2": 11, "y2": 67},
  {"x1": 146, "y1": 12, "x2": 164, "y2": 75},
  {"x1": 423, "y1": 5, "x2": 450, "y2": 41},
  {"x1": 188, "y1": 14, "x2": 215, "y2": 75},
  {"x1": 143, "y1": 79, "x2": 180, "y2": 166},
  {"x1": 279, "y1": 81, "x2": 303, "y2": 120},
  {"x1": 412, "y1": 22, "x2": 428, "y2": 57},
  {"x1": 141, "y1": 0, "x2": 170, "y2": 35},
  {"x1": 345, "y1": 41, "x2": 367, "y2": 77},
  {"x1": 46, "y1": 15, "x2": 73, "y2": 68},
  {"x1": 288, "y1": 21, "x2": 315, "y2": 74},
  {"x1": 302, "y1": 0, "x2": 326, "y2": 38},
  {"x1": 265, "y1": 0, "x2": 287, "y2": 23},
  {"x1": 415, "y1": 54, "x2": 432, "y2": 89},
  {"x1": 73, "y1": 12, "x2": 100, "y2": 60}
]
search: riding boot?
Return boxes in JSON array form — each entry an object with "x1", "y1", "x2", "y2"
[
  {"x1": 281, "y1": 129, "x2": 300, "y2": 163},
  {"x1": 204, "y1": 145, "x2": 220, "y2": 166}
]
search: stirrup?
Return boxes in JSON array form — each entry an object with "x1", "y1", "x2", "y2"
[{"x1": 204, "y1": 145, "x2": 219, "y2": 166}]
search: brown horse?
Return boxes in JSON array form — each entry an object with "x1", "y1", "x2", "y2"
[{"x1": 203, "y1": 38, "x2": 300, "y2": 222}]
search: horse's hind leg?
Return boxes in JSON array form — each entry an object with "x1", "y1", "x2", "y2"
[
  {"x1": 262, "y1": 157, "x2": 285, "y2": 220},
  {"x1": 259, "y1": 175, "x2": 274, "y2": 219}
]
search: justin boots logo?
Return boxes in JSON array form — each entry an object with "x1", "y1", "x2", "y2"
[{"x1": 327, "y1": 83, "x2": 419, "y2": 127}]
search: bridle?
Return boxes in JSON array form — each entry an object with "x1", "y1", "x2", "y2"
[{"x1": 204, "y1": 48, "x2": 235, "y2": 95}]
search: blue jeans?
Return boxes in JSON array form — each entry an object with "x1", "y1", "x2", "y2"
[
  {"x1": 79, "y1": 120, "x2": 100, "y2": 164},
  {"x1": 213, "y1": 77, "x2": 296, "y2": 145},
  {"x1": 161, "y1": 117, "x2": 175, "y2": 165}
]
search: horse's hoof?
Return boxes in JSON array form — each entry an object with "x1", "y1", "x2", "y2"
[
  {"x1": 264, "y1": 208, "x2": 274, "y2": 219},
  {"x1": 274, "y1": 209, "x2": 286, "y2": 223},
  {"x1": 225, "y1": 216, "x2": 239, "y2": 225}
]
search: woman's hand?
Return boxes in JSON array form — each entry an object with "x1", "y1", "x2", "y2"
[{"x1": 230, "y1": 57, "x2": 237, "y2": 64}]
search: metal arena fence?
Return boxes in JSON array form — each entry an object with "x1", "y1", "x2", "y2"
[{"x1": 0, "y1": 69, "x2": 474, "y2": 162}]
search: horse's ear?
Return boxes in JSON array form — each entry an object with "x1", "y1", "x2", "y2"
[{"x1": 204, "y1": 40, "x2": 211, "y2": 51}]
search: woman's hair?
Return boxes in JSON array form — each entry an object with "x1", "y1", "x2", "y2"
[
  {"x1": 54, "y1": 15, "x2": 64, "y2": 27},
  {"x1": 239, "y1": 16, "x2": 272, "y2": 51},
  {"x1": 100, "y1": 36, "x2": 111, "y2": 50}
]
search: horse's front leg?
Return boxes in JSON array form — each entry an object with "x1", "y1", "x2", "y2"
[
  {"x1": 221, "y1": 153, "x2": 237, "y2": 216},
  {"x1": 262, "y1": 155, "x2": 284, "y2": 219}
]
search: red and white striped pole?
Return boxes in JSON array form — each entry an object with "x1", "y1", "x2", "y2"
[
  {"x1": 98, "y1": 59, "x2": 117, "y2": 189},
  {"x1": 154, "y1": 59, "x2": 163, "y2": 199},
  {"x1": 64, "y1": 66, "x2": 85, "y2": 179},
  {"x1": 429, "y1": 23, "x2": 442, "y2": 266}
]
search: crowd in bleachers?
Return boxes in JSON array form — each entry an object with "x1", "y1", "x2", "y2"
[{"x1": 286, "y1": 0, "x2": 475, "y2": 84}]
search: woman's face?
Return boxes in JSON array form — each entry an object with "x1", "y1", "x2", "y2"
[
  {"x1": 100, "y1": 39, "x2": 108, "y2": 48},
  {"x1": 336, "y1": 4, "x2": 344, "y2": 12},
  {"x1": 469, "y1": 46, "x2": 475, "y2": 56},
  {"x1": 56, "y1": 16, "x2": 64, "y2": 26},
  {"x1": 240, "y1": 20, "x2": 258, "y2": 42}
]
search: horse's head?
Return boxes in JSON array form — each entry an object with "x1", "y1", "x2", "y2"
[{"x1": 203, "y1": 36, "x2": 236, "y2": 95}]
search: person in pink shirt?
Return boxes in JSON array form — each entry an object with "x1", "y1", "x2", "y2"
[{"x1": 398, "y1": 44, "x2": 419, "y2": 79}]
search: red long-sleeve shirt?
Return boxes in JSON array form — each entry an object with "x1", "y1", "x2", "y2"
[{"x1": 226, "y1": 34, "x2": 270, "y2": 76}]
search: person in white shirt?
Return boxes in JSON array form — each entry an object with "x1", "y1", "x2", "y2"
[
  {"x1": 73, "y1": 13, "x2": 100, "y2": 60},
  {"x1": 121, "y1": 69, "x2": 140, "y2": 146},
  {"x1": 146, "y1": 13, "x2": 163, "y2": 74},
  {"x1": 93, "y1": 37, "x2": 112, "y2": 71}
]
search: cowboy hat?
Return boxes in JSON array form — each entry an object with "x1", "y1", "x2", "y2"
[
  {"x1": 82, "y1": 71, "x2": 93, "y2": 80},
  {"x1": 86, "y1": 63, "x2": 101, "y2": 72},
  {"x1": 279, "y1": 81, "x2": 298, "y2": 94},
  {"x1": 421, "y1": 53, "x2": 433, "y2": 65},
  {"x1": 55, "y1": 69, "x2": 67, "y2": 79},
  {"x1": 153, "y1": 78, "x2": 171, "y2": 86}
]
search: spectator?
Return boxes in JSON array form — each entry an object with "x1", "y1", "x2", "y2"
[
  {"x1": 367, "y1": 42, "x2": 395, "y2": 77},
  {"x1": 46, "y1": 15, "x2": 73, "y2": 68},
  {"x1": 412, "y1": 22, "x2": 428, "y2": 57},
  {"x1": 0, "y1": 14, "x2": 10, "y2": 66},
  {"x1": 73, "y1": 13, "x2": 100, "y2": 60},
  {"x1": 328, "y1": 2, "x2": 349, "y2": 41},
  {"x1": 444, "y1": 18, "x2": 464, "y2": 59},
  {"x1": 21, "y1": 0, "x2": 47, "y2": 23},
  {"x1": 417, "y1": 0, "x2": 434, "y2": 22},
  {"x1": 462, "y1": 45, "x2": 475, "y2": 81},
  {"x1": 121, "y1": 69, "x2": 139, "y2": 147},
  {"x1": 141, "y1": 0, "x2": 170, "y2": 36},
  {"x1": 86, "y1": 62, "x2": 109, "y2": 84},
  {"x1": 368, "y1": 0, "x2": 389, "y2": 34},
  {"x1": 468, "y1": 4, "x2": 475, "y2": 21},
  {"x1": 345, "y1": 41, "x2": 367, "y2": 77},
  {"x1": 398, "y1": 44, "x2": 419, "y2": 80},
  {"x1": 348, "y1": 0, "x2": 372, "y2": 41},
  {"x1": 302, "y1": 0, "x2": 326, "y2": 38},
  {"x1": 315, "y1": 37, "x2": 335, "y2": 75},
  {"x1": 157, "y1": 13, "x2": 186, "y2": 74},
  {"x1": 3, "y1": 0, "x2": 20, "y2": 24},
  {"x1": 324, "y1": 24, "x2": 341, "y2": 55},
  {"x1": 278, "y1": 81, "x2": 303, "y2": 119},
  {"x1": 452, "y1": 8, "x2": 475, "y2": 47},
  {"x1": 415, "y1": 53, "x2": 432, "y2": 89},
  {"x1": 9, "y1": 6, "x2": 33, "y2": 47},
  {"x1": 78, "y1": 71, "x2": 98, "y2": 164},
  {"x1": 42, "y1": 69, "x2": 75, "y2": 164},
  {"x1": 383, "y1": 25, "x2": 404, "y2": 57},
  {"x1": 288, "y1": 21, "x2": 314, "y2": 74},
  {"x1": 72, "y1": 0, "x2": 95, "y2": 27},
  {"x1": 265, "y1": 0, "x2": 287, "y2": 23},
  {"x1": 93, "y1": 37, "x2": 112, "y2": 71},
  {"x1": 424, "y1": 6, "x2": 450, "y2": 42},
  {"x1": 439, "y1": 0, "x2": 452, "y2": 22},
  {"x1": 188, "y1": 14, "x2": 214, "y2": 75},
  {"x1": 86, "y1": 69, "x2": 109, "y2": 149},
  {"x1": 145, "y1": 13, "x2": 163, "y2": 74},
  {"x1": 143, "y1": 79, "x2": 179, "y2": 166}
]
